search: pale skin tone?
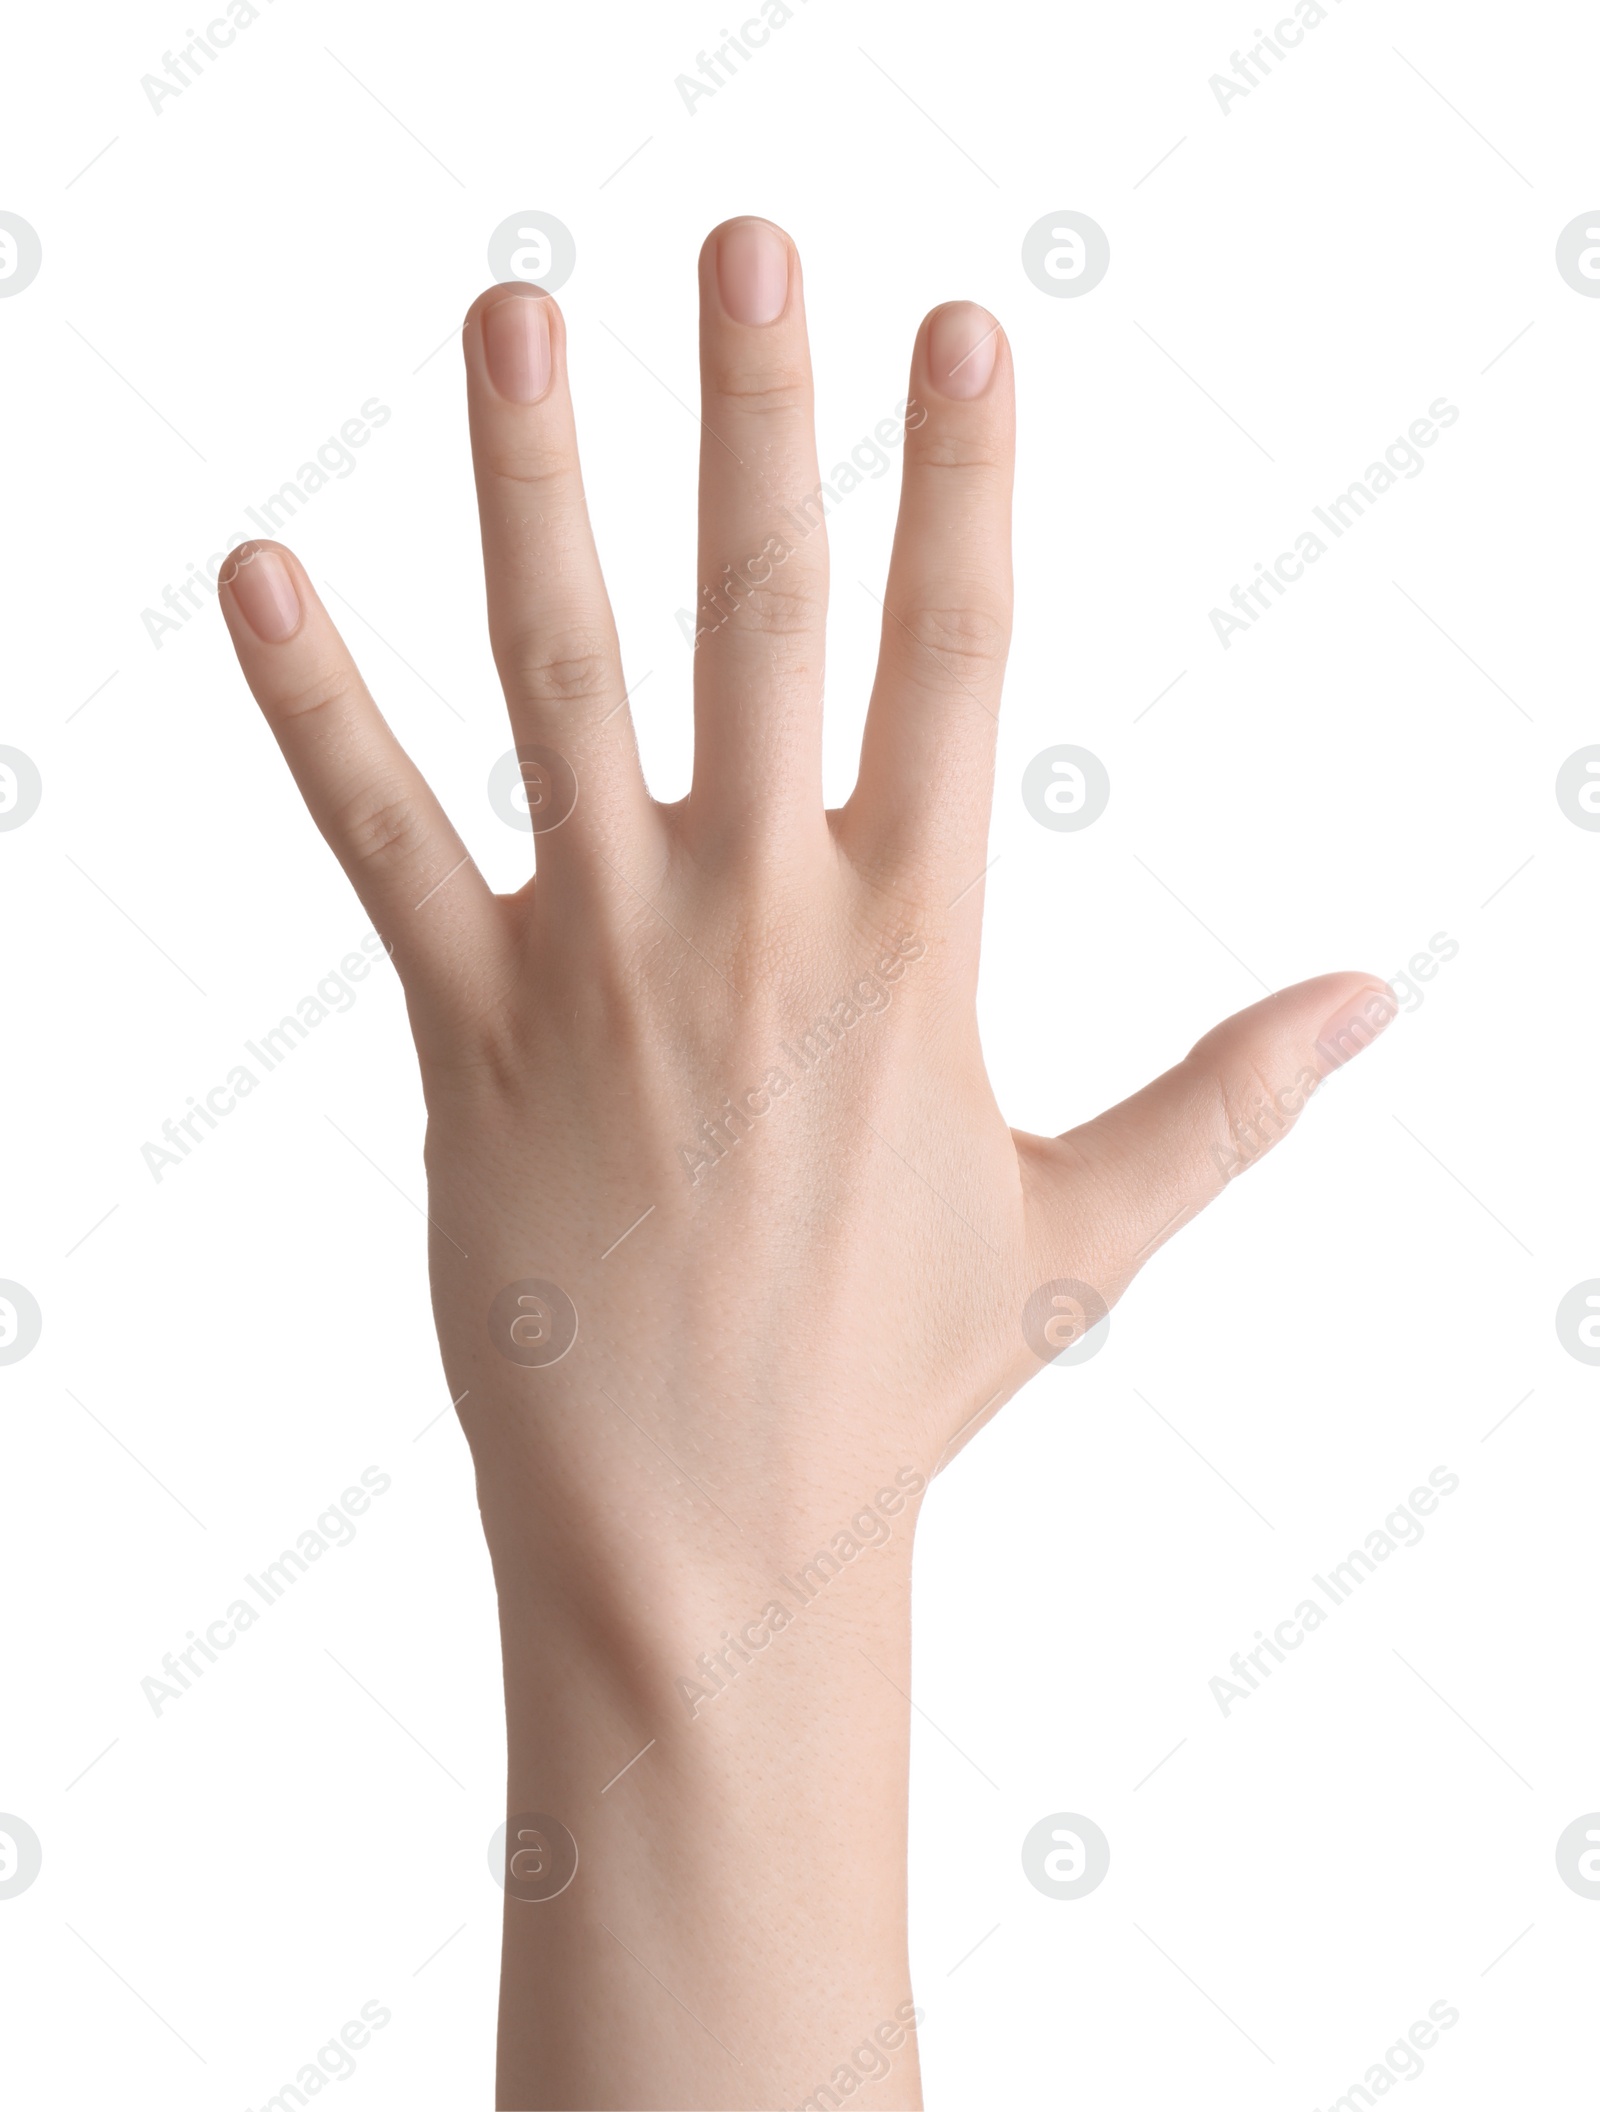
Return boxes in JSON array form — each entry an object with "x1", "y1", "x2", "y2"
[{"x1": 218, "y1": 217, "x2": 1393, "y2": 2111}]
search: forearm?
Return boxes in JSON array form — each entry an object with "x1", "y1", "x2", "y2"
[{"x1": 492, "y1": 1518, "x2": 923, "y2": 2111}]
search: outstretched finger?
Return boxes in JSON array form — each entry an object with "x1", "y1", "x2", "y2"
[
  {"x1": 219, "y1": 541, "x2": 505, "y2": 1041},
  {"x1": 688, "y1": 218, "x2": 830, "y2": 864},
  {"x1": 463, "y1": 285, "x2": 659, "y2": 891},
  {"x1": 1020, "y1": 973, "x2": 1398, "y2": 1310},
  {"x1": 841, "y1": 301, "x2": 1014, "y2": 897}
]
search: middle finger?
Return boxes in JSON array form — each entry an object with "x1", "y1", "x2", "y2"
[{"x1": 687, "y1": 218, "x2": 829, "y2": 865}]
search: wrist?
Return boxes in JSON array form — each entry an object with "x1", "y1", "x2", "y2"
[
  {"x1": 495, "y1": 1475, "x2": 922, "y2": 1751},
  {"x1": 478, "y1": 1430, "x2": 929, "y2": 1710},
  {"x1": 491, "y1": 1506, "x2": 923, "y2": 2109}
]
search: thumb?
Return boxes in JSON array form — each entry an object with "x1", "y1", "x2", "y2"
[{"x1": 1022, "y1": 972, "x2": 1397, "y2": 1302}]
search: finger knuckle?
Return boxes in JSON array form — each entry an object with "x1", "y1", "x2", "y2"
[
  {"x1": 720, "y1": 575, "x2": 827, "y2": 642},
  {"x1": 270, "y1": 666, "x2": 358, "y2": 725},
  {"x1": 486, "y1": 446, "x2": 579, "y2": 495},
  {"x1": 1206, "y1": 1058, "x2": 1297, "y2": 1169},
  {"x1": 337, "y1": 784, "x2": 425, "y2": 873},
  {"x1": 910, "y1": 429, "x2": 1010, "y2": 477},
  {"x1": 503, "y1": 627, "x2": 619, "y2": 710},
  {"x1": 708, "y1": 360, "x2": 812, "y2": 418},
  {"x1": 895, "y1": 594, "x2": 1011, "y2": 675}
]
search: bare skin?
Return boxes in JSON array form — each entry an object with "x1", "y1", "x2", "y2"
[{"x1": 218, "y1": 216, "x2": 1393, "y2": 2111}]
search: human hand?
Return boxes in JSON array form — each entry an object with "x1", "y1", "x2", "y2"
[{"x1": 218, "y1": 215, "x2": 1392, "y2": 2111}]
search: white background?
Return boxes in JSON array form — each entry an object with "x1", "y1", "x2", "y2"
[{"x1": 3, "y1": 0, "x2": 1597, "y2": 2105}]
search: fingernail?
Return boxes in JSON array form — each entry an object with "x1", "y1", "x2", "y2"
[
  {"x1": 716, "y1": 220, "x2": 789, "y2": 326},
  {"x1": 1315, "y1": 986, "x2": 1397, "y2": 1072},
  {"x1": 225, "y1": 544, "x2": 301, "y2": 643},
  {"x1": 483, "y1": 290, "x2": 553, "y2": 403},
  {"x1": 928, "y1": 303, "x2": 999, "y2": 399}
]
